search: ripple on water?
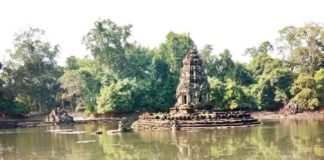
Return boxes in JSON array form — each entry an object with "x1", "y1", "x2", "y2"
[{"x1": 76, "y1": 140, "x2": 96, "y2": 144}]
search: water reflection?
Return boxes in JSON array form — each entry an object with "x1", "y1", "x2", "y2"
[{"x1": 0, "y1": 119, "x2": 323, "y2": 160}]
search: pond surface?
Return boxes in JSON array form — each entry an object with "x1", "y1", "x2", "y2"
[{"x1": 0, "y1": 119, "x2": 324, "y2": 160}]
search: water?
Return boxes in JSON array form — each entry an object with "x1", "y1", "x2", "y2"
[{"x1": 0, "y1": 119, "x2": 324, "y2": 160}]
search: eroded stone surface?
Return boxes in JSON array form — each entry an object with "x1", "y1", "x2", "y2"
[
  {"x1": 172, "y1": 48, "x2": 210, "y2": 114},
  {"x1": 46, "y1": 108, "x2": 74, "y2": 124},
  {"x1": 132, "y1": 111, "x2": 260, "y2": 130},
  {"x1": 280, "y1": 101, "x2": 302, "y2": 115}
]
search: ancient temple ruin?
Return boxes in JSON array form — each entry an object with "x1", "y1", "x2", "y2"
[
  {"x1": 171, "y1": 48, "x2": 210, "y2": 114},
  {"x1": 132, "y1": 48, "x2": 260, "y2": 130}
]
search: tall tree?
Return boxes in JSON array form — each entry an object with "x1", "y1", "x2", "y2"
[
  {"x1": 146, "y1": 57, "x2": 177, "y2": 111},
  {"x1": 59, "y1": 70, "x2": 85, "y2": 109},
  {"x1": 60, "y1": 57, "x2": 104, "y2": 112},
  {"x1": 65, "y1": 56, "x2": 80, "y2": 70},
  {"x1": 156, "y1": 32, "x2": 195, "y2": 73},
  {"x1": 245, "y1": 41, "x2": 273, "y2": 58},
  {"x1": 277, "y1": 22, "x2": 324, "y2": 74},
  {"x1": 83, "y1": 19, "x2": 131, "y2": 78},
  {"x1": 3, "y1": 27, "x2": 62, "y2": 113},
  {"x1": 207, "y1": 49, "x2": 236, "y2": 81},
  {"x1": 200, "y1": 44, "x2": 214, "y2": 72}
]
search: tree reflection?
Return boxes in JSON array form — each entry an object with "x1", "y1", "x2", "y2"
[
  {"x1": 96, "y1": 119, "x2": 324, "y2": 160},
  {"x1": 0, "y1": 120, "x2": 323, "y2": 159}
]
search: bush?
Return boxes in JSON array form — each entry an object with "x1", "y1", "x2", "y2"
[
  {"x1": 291, "y1": 74, "x2": 320, "y2": 110},
  {"x1": 7, "y1": 102, "x2": 30, "y2": 117},
  {"x1": 96, "y1": 79, "x2": 139, "y2": 113},
  {"x1": 210, "y1": 78, "x2": 257, "y2": 110}
]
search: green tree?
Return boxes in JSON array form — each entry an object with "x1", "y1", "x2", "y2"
[
  {"x1": 291, "y1": 74, "x2": 319, "y2": 110},
  {"x1": 200, "y1": 44, "x2": 214, "y2": 73},
  {"x1": 59, "y1": 70, "x2": 85, "y2": 109},
  {"x1": 245, "y1": 41, "x2": 273, "y2": 58},
  {"x1": 4, "y1": 27, "x2": 62, "y2": 113},
  {"x1": 145, "y1": 57, "x2": 177, "y2": 111},
  {"x1": 147, "y1": 32, "x2": 195, "y2": 111},
  {"x1": 233, "y1": 63, "x2": 254, "y2": 86},
  {"x1": 209, "y1": 78, "x2": 226, "y2": 109},
  {"x1": 248, "y1": 53, "x2": 282, "y2": 78},
  {"x1": 223, "y1": 81, "x2": 256, "y2": 110},
  {"x1": 277, "y1": 22, "x2": 324, "y2": 74},
  {"x1": 60, "y1": 57, "x2": 104, "y2": 112},
  {"x1": 251, "y1": 67, "x2": 293, "y2": 110},
  {"x1": 210, "y1": 78, "x2": 256, "y2": 110},
  {"x1": 65, "y1": 56, "x2": 80, "y2": 70},
  {"x1": 156, "y1": 32, "x2": 195, "y2": 74},
  {"x1": 96, "y1": 78, "x2": 139, "y2": 113},
  {"x1": 314, "y1": 69, "x2": 324, "y2": 106},
  {"x1": 124, "y1": 44, "x2": 153, "y2": 79},
  {"x1": 245, "y1": 41, "x2": 295, "y2": 110},
  {"x1": 83, "y1": 19, "x2": 131, "y2": 78},
  {"x1": 206, "y1": 49, "x2": 253, "y2": 85},
  {"x1": 256, "y1": 80, "x2": 276, "y2": 110},
  {"x1": 0, "y1": 66, "x2": 20, "y2": 115},
  {"x1": 270, "y1": 68, "x2": 294, "y2": 106},
  {"x1": 215, "y1": 49, "x2": 235, "y2": 81},
  {"x1": 207, "y1": 49, "x2": 236, "y2": 81}
]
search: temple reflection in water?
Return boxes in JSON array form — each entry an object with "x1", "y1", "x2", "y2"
[{"x1": 0, "y1": 119, "x2": 324, "y2": 159}]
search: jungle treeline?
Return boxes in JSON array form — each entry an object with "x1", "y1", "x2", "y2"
[{"x1": 0, "y1": 19, "x2": 323, "y2": 116}]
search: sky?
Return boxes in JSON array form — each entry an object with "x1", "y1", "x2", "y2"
[{"x1": 0, "y1": 0, "x2": 323, "y2": 65}]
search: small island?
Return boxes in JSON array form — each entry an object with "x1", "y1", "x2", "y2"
[{"x1": 132, "y1": 49, "x2": 260, "y2": 130}]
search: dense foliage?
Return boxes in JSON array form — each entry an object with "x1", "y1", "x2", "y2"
[{"x1": 0, "y1": 20, "x2": 323, "y2": 116}]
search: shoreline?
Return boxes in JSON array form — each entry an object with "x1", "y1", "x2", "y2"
[
  {"x1": 1, "y1": 111, "x2": 324, "y2": 129},
  {"x1": 252, "y1": 111, "x2": 324, "y2": 120},
  {"x1": 0, "y1": 118, "x2": 122, "y2": 129}
]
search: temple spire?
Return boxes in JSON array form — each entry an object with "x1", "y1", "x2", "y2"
[{"x1": 172, "y1": 48, "x2": 210, "y2": 114}]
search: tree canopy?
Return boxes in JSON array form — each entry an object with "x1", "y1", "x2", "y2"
[{"x1": 1, "y1": 20, "x2": 324, "y2": 116}]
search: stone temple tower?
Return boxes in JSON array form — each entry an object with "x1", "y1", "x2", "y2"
[
  {"x1": 171, "y1": 48, "x2": 210, "y2": 114},
  {"x1": 132, "y1": 48, "x2": 260, "y2": 130}
]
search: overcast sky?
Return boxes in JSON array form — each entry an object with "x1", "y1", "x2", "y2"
[{"x1": 0, "y1": 0, "x2": 323, "y2": 65}]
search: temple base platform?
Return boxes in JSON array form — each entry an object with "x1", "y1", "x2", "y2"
[{"x1": 131, "y1": 111, "x2": 260, "y2": 130}]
